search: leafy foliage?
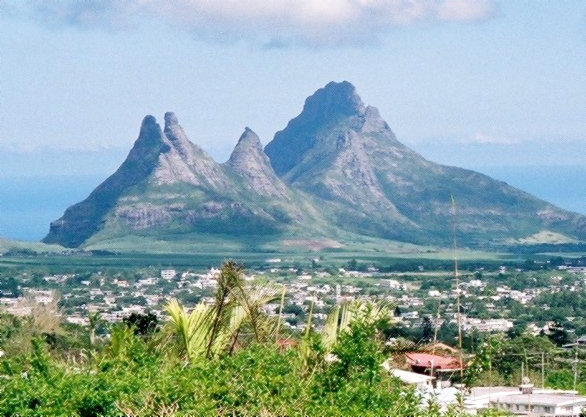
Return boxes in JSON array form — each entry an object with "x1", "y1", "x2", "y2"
[
  {"x1": 0, "y1": 262, "x2": 516, "y2": 416},
  {"x1": 123, "y1": 312, "x2": 159, "y2": 336}
]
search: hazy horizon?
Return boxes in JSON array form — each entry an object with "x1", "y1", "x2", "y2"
[{"x1": 2, "y1": 163, "x2": 584, "y2": 242}]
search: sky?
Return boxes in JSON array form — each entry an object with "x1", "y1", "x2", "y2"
[
  {"x1": 0, "y1": 1, "x2": 585, "y2": 240},
  {"x1": 1, "y1": 0, "x2": 584, "y2": 170}
]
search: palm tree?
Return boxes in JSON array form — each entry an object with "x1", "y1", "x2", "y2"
[
  {"x1": 206, "y1": 261, "x2": 243, "y2": 358},
  {"x1": 166, "y1": 299, "x2": 216, "y2": 363},
  {"x1": 322, "y1": 300, "x2": 392, "y2": 352},
  {"x1": 166, "y1": 261, "x2": 285, "y2": 363}
]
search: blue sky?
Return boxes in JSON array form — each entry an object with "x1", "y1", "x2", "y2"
[{"x1": 0, "y1": 1, "x2": 584, "y2": 172}]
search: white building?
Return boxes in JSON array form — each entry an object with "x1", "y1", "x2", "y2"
[
  {"x1": 464, "y1": 386, "x2": 586, "y2": 416},
  {"x1": 161, "y1": 269, "x2": 176, "y2": 280}
]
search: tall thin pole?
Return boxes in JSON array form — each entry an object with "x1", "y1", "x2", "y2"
[
  {"x1": 574, "y1": 350, "x2": 578, "y2": 392},
  {"x1": 451, "y1": 195, "x2": 464, "y2": 380},
  {"x1": 541, "y1": 352, "x2": 545, "y2": 389},
  {"x1": 432, "y1": 297, "x2": 442, "y2": 356}
]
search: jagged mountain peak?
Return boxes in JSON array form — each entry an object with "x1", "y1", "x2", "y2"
[
  {"x1": 164, "y1": 111, "x2": 179, "y2": 127},
  {"x1": 228, "y1": 127, "x2": 264, "y2": 163},
  {"x1": 129, "y1": 115, "x2": 170, "y2": 160},
  {"x1": 136, "y1": 115, "x2": 165, "y2": 144},
  {"x1": 361, "y1": 105, "x2": 390, "y2": 133},
  {"x1": 236, "y1": 127, "x2": 262, "y2": 147},
  {"x1": 227, "y1": 128, "x2": 289, "y2": 198},
  {"x1": 162, "y1": 111, "x2": 189, "y2": 146},
  {"x1": 161, "y1": 111, "x2": 195, "y2": 162},
  {"x1": 265, "y1": 81, "x2": 370, "y2": 177},
  {"x1": 302, "y1": 80, "x2": 365, "y2": 122},
  {"x1": 143, "y1": 112, "x2": 228, "y2": 189},
  {"x1": 142, "y1": 114, "x2": 158, "y2": 127}
]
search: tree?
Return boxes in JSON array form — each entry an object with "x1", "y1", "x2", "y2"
[
  {"x1": 123, "y1": 312, "x2": 158, "y2": 336},
  {"x1": 421, "y1": 316, "x2": 433, "y2": 343},
  {"x1": 547, "y1": 321, "x2": 571, "y2": 347},
  {"x1": 166, "y1": 261, "x2": 284, "y2": 363},
  {"x1": 347, "y1": 259, "x2": 358, "y2": 271},
  {"x1": 206, "y1": 260, "x2": 244, "y2": 358}
]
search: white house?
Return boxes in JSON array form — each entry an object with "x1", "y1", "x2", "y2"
[
  {"x1": 464, "y1": 385, "x2": 586, "y2": 416},
  {"x1": 161, "y1": 269, "x2": 176, "y2": 280}
]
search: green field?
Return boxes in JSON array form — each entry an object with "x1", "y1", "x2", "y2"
[
  {"x1": 0, "y1": 247, "x2": 524, "y2": 274},
  {"x1": 2, "y1": 231, "x2": 582, "y2": 274}
]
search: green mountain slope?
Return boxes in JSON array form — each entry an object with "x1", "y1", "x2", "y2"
[
  {"x1": 43, "y1": 81, "x2": 586, "y2": 250},
  {"x1": 264, "y1": 81, "x2": 586, "y2": 247},
  {"x1": 44, "y1": 114, "x2": 325, "y2": 248}
]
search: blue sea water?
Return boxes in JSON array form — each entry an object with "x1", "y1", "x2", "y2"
[
  {"x1": 475, "y1": 165, "x2": 586, "y2": 217},
  {"x1": 0, "y1": 166, "x2": 584, "y2": 242},
  {"x1": 0, "y1": 175, "x2": 105, "y2": 241}
]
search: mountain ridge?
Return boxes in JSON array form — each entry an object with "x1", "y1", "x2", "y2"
[{"x1": 43, "y1": 81, "x2": 586, "y2": 250}]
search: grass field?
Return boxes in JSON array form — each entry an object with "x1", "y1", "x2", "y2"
[
  {"x1": 0, "y1": 232, "x2": 578, "y2": 274},
  {"x1": 0, "y1": 246, "x2": 524, "y2": 274}
]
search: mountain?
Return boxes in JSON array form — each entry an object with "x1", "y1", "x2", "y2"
[
  {"x1": 43, "y1": 82, "x2": 586, "y2": 250},
  {"x1": 265, "y1": 81, "x2": 586, "y2": 246},
  {"x1": 43, "y1": 113, "x2": 319, "y2": 248},
  {"x1": 227, "y1": 128, "x2": 290, "y2": 199}
]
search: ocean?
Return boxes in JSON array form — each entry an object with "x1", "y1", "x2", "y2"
[{"x1": 0, "y1": 175, "x2": 105, "y2": 242}]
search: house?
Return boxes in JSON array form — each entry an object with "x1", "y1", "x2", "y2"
[
  {"x1": 464, "y1": 385, "x2": 586, "y2": 416},
  {"x1": 161, "y1": 269, "x2": 176, "y2": 280},
  {"x1": 386, "y1": 367, "x2": 436, "y2": 390},
  {"x1": 406, "y1": 352, "x2": 464, "y2": 376},
  {"x1": 562, "y1": 334, "x2": 586, "y2": 349}
]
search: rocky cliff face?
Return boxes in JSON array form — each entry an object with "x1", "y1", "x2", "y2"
[
  {"x1": 265, "y1": 81, "x2": 366, "y2": 177},
  {"x1": 44, "y1": 81, "x2": 586, "y2": 249},
  {"x1": 264, "y1": 81, "x2": 586, "y2": 244},
  {"x1": 226, "y1": 128, "x2": 290, "y2": 199},
  {"x1": 44, "y1": 114, "x2": 315, "y2": 247},
  {"x1": 158, "y1": 112, "x2": 230, "y2": 189}
]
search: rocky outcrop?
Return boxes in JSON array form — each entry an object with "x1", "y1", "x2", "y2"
[
  {"x1": 263, "y1": 81, "x2": 586, "y2": 244},
  {"x1": 226, "y1": 128, "x2": 290, "y2": 199},
  {"x1": 161, "y1": 112, "x2": 230, "y2": 189},
  {"x1": 265, "y1": 81, "x2": 366, "y2": 177}
]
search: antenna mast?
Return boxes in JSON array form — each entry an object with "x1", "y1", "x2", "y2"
[{"x1": 451, "y1": 195, "x2": 464, "y2": 380}]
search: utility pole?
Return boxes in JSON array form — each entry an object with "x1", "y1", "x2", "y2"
[
  {"x1": 541, "y1": 352, "x2": 545, "y2": 389},
  {"x1": 451, "y1": 195, "x2": 463, "y2": 380},
  {"x1": 574, "y1": 349, "x2": 578, "y2": 392}
]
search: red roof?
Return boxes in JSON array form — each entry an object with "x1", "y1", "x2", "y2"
[{"x1": 406, "y1": 353, "x2": 463, "y2": 370}]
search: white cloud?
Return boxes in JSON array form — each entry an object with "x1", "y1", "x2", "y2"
[
  {"x1": 0, "y1": 142, "x2": 124, "y2": 155},
  {"x1": 6, "y1": 0, "x2": 498, "y2": 46},
  {"x1": 435, "y1": 0, "x2": 496, "y2": 21},
  {"x1": 468, "y1": 132, "x2": 517, "y2": 144}
]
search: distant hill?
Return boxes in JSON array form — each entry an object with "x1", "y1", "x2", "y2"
[
  {"x1": 0, "y1": 238, "x2": 64, "y2": 255},
  {"x1": 43, "y1": 81, "x2": 586, "y2": 251}
]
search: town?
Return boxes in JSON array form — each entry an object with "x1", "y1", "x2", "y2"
[
  {"x1": 2, "y1": 255, "x2": 586, "y2": 415},
  {"x1": 3, "y1": 257, "x2": 586, "y2": 340}
]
